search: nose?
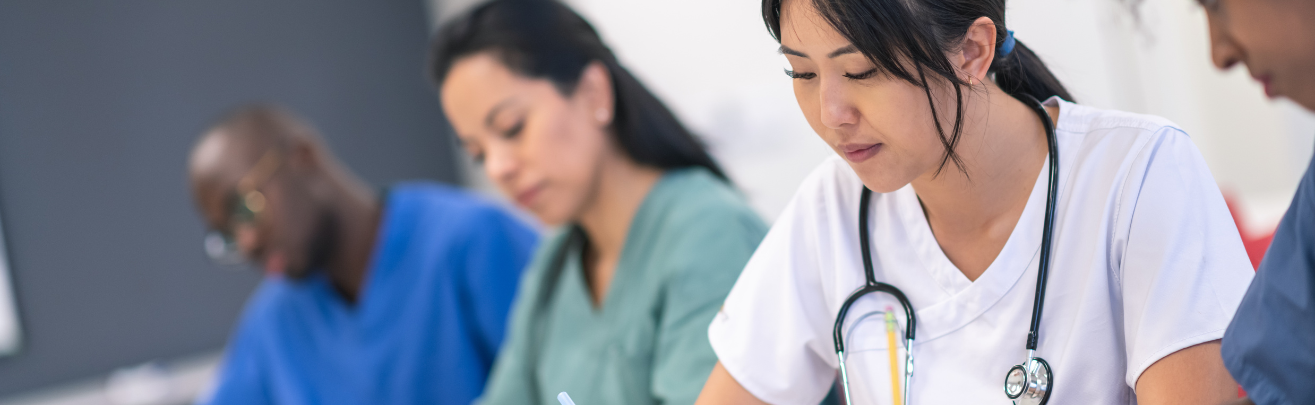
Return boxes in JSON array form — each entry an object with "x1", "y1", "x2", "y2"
[
  {"x1": 1206, "y1": 15, "x2": 1242, "y2": 70},
  {"x1": 819, "y1": 76, "x2": 860, "y2": 130},
  {"x1": 482, "y1": 145, "x2": 520, "y2": 190}
]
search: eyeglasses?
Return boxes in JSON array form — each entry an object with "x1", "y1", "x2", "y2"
[{"x1": 204, "y1": 150, "x2": 282, "y2": 265}]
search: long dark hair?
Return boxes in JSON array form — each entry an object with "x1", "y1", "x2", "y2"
[
  {"x1": 429, "y1": 0, "x2": 726, "y2": 180},
  {"x1": 763, "y1": 0, "x2": 1074, "y2": 174}
]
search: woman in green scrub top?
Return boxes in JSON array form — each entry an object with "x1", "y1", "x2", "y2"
[{"x1": 430, "y1": 1, "x2": 769, "y2": 404}]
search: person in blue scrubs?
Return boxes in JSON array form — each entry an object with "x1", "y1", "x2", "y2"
[
  {"x1": 186, "y1": 104, "x2": 538, "y2": 405},
  {"x1": 1199, "y1": 1, "x2": 1315, "y2": 403}
]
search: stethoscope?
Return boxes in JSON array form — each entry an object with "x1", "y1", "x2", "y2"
[{"x1": 833, "y1": 93, "x2": 1060, "y2": 405}]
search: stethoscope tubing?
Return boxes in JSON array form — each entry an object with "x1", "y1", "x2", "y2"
[
  {"x1": 1022, "y1": 93, "x2": 1059, "y2": 352},
  {"x1": 833, "y1": 94, "x2": 1060, "y2": 404}
]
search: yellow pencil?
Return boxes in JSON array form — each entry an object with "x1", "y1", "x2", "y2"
[{"x1": 885, "y1": 308, "x2": 902, "y2": 405}]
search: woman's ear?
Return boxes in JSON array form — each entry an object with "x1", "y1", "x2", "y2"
[
  {"x1": 955, "y1": 16, "x2": 999, "y2": 85},
  {"x1": 575, "y1": 61, "x2": 615, "y2": 128}
]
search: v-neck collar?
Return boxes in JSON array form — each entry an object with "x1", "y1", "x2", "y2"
[
  {"x1": 896, "y1": 158, "x2": 1051, "y2": 297},
  {"x1": 885, "y1": 100, "x2": 1068, "y2": 343},
  {"x1": 567, "y1": 168, "x2": 694, "y2": 314},
  {"x1": 313, "y1": 188, "x2": 397, "y2": 320}
]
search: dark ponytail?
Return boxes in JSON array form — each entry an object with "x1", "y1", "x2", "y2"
[
  {"x1": 763, "y1": 0, "x2": 1073, "y2": 175},
  {"x1": 430, "y1": 0, "x2": 727, "y2": 180},
  {"x1": 991, "y1": 40, "x2": 1073, "y2": 105}
]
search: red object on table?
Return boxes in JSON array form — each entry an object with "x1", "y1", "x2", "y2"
[{"x1": 1223, "y1": 193, "x2": 1280, "y2": 398}]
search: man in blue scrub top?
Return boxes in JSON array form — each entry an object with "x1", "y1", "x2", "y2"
[
  {"x1": 1200, "y1": 1, "x2": 1315, "y2": 403},
  {"x1": 187, "y1": 105, "x2": 537, "y2": 405}
]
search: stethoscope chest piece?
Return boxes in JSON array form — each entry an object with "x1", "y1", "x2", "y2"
[{"x1": 1004, "y1": 357, "x2": 1052, "y2": 405}]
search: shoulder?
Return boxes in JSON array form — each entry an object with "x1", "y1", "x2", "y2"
[
  {"x1": 646, "y1": 168, "x2": 768, "y2": 239},
  {"x1": 388, "y1": 181, "x2": 506, "y2": 219},
  {"x1": 635, "y1": 169, "x2": 769, "y2": 277},
  {"x1": 1053, "y1": 99, "x2": 1196, "y2": 171},
  {"x1": 773, "y1": 156, "x2": 871, "y2": 238},
  {"x1": 795, "y1": 155, "x2": 866, "y2": 209},
  {"x1": 228, "y1": 277, "x2": 306, "y2": 342},
  {"x1": 1051, "y1": 99, "x2": 1204, "y2": 196},
  {"x1": 1054, "y1": 98, "x2": 1183, "y2": 137},
  {"x1": 386, "y1": 181, "x2": 536, "y2": 237}
]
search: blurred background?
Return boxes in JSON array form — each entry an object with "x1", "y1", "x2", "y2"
[{"x1": 0, "y1": 0, "x2": 1307, "y2": 404}]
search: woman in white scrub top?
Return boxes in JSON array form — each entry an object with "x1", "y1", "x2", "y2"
[{"x1": 694, "y1": 0, "x2": 1256, "y2": 404}]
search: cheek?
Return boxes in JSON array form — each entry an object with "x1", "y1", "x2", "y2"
[
  {"x1": 262, "y1": 182, "x2": 315, "y2": 253},
  {"x1": 793, "y1": 82, "x2": 826, "y2": 136},
  {"x1": 519, "y1": 112, "x2": 608, "y2": 220},
  {"x1": 867, "y1": 85, "x2": 943, "y2": 147},
  {"x1": 849, "y1": 86, "x2": 949, "y2": 190}
]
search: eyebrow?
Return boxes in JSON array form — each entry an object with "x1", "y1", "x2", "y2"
[
  {"x1": 827, "y1": 45, "x2": 858, "y2": 58},
  {"x1": 778, "y1": 44, "x2": 860, "y2": 59},
  {"x1": 779, "y1": 45, "x2": 807, "y2": 57}
]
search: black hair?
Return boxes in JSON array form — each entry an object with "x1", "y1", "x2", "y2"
[
  {"x1": 429, "y1": 0, "x2": 726, "y2": 180},
  {"x1": 763, "y1": 0, "x2": 1074, "y2": 174}
]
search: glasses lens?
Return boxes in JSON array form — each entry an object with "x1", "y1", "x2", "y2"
[
  {"x1": 230, "y1": 192, "x2": 259, "y2": 223},
  {"x1": 204, "y1": 231, "x2": 244, "y2": 266}
]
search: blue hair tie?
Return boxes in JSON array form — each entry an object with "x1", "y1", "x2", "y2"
[{"x1": 999, "y1": 30, "x2": 1016, "y2": 57}]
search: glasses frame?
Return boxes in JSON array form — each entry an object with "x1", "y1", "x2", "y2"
[{"x1": 203, "y1": 150, "x2": 282, "y2": 265}]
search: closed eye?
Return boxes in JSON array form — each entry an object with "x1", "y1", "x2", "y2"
[
  {"x1": 784, "y1": 68, "x2": 816, "y2": 80},
  {"x1": 843, "y1": 68, "x2": 880, "y2": 80},
  {"x1": 501, "y1": 120, "x2": 524, "y2": 139}
]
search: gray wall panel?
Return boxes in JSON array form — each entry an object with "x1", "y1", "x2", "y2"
[{"x1": 0, "y1": 0, "x2": 456, "y2": 395}]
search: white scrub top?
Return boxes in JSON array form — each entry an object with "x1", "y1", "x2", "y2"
[{"x1": 708, "y1": 98, "x2": 1255, "y2": 405}]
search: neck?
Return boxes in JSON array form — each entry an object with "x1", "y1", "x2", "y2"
[
  {"x1": 909, "y1": 88, "x2": 1056, "y2": 277},
  {"x1": 575, "y1": 153, "x2": 663, "y2": 305},
  {"x1": 322, "y1": 169, "x2": 381, "y2": 304}
]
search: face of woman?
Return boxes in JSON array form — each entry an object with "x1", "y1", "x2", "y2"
[
  {"x1": 779, "y1": 0, "x2": 956, "y2": 193},
  {"x1": 441, "y1": 53, "x2": 613, "y2": 225},
  {"x1": 1202, "y1": 0, "x2": 1315, "y2": 110}
]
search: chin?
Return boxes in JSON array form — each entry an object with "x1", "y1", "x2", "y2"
[
  {"x1": 527, "y1": 205, "x2": 571, "y2": 228},
  {"x1": 850, "y1": 165, "x2": 913, "y2": 194}
]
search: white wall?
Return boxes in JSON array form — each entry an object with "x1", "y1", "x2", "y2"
[
  {"x1": 1009, "y1": 0, "x2": 1315, "y2": 232},
  {"x1": 560, "y1": 0, "x2": 829, "y2": 219},
  {"x1": 431, "y1": 0, "x2": 1315, "y2": 230}
]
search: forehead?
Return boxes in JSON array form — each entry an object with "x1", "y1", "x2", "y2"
[
  {"x1": 779, "y1": 0, "x2": 849, "y2": 51},
  {"x1": 188, "y1": 130, "x2": 260, "y2": 222},
  {"x1": 440, "y1": 53, "x2": 533, "y2": 130}
]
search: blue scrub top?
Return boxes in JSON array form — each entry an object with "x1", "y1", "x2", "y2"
[
  {"x1": 200, "y1": 182, "x2": 538, "y2": 405},
  {"x1": 1223, "y1": 150, "x2": 1315, "y2": 405}
]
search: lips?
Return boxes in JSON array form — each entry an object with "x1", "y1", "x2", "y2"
[
  {"x1": 1255, "y1": 74, "x2": 1276, "y2": 98},
  {"x1": 514, "y1": 183, "x2": 545, "y2": 207},
  {"x1": 840, "y1": 143, "x2": 882, "y2": 163}
]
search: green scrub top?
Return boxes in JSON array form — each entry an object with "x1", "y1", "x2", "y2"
[{"x1": 478, "y1": 167, "x2": 768, "y2": 405}]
